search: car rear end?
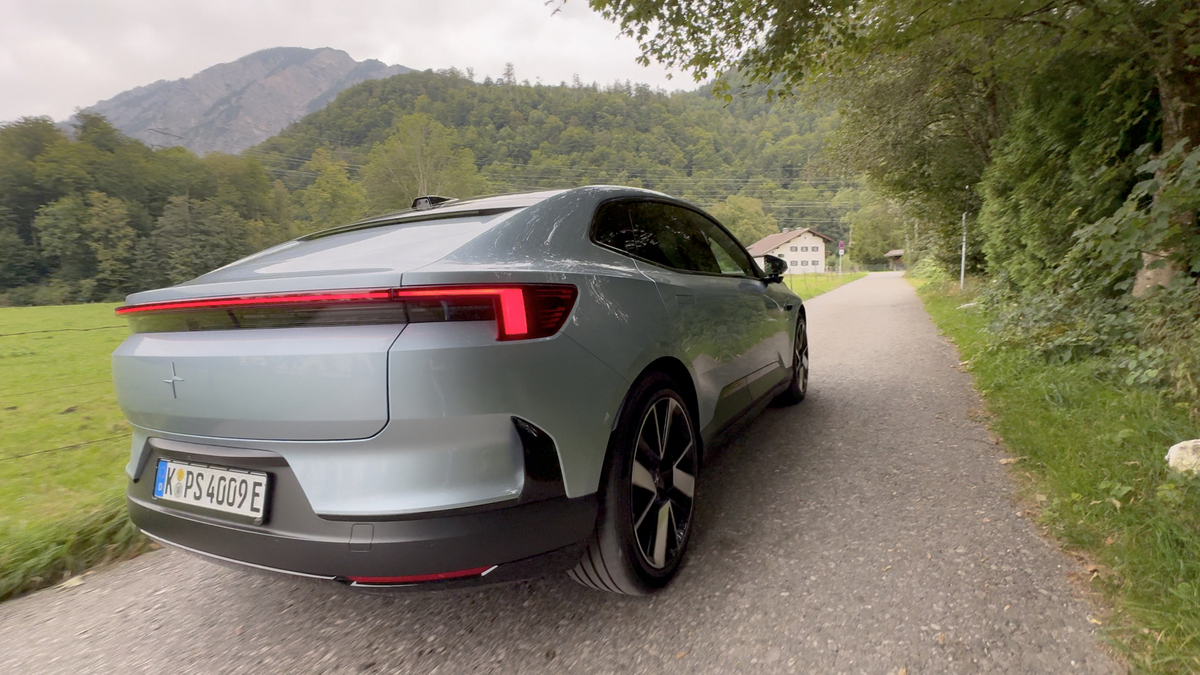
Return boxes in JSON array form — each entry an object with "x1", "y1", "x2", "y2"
[{"x1": 112, "y1": 201, "x2": 626, "y2": 588}]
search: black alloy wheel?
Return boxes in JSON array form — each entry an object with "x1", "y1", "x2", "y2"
[
  {"x1": 569, "y1": 373, "x2": 698, "y2": 594},
  {"x1": 774, "y1": 316, "x2": 808, "y2": 406}
]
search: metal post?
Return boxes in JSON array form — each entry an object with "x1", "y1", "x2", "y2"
[{"x1": 959, "y1": 210, "x2": 967, "y2": 289}]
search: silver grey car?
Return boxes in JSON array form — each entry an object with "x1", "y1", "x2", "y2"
[{"x1": 112, "y1": 186, "x2": 808, "y2": 594}]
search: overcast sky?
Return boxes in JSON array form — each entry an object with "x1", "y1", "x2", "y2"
[{"x1": 0, "y1": 0, "x2": 690, "y2": 123}]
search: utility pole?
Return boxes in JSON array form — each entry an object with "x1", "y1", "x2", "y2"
[
  {"x1": 959, "y1": 210, "x2": 967, "y2": 289},
  {"x1": 960, "y1": 186, "x2": 970, "y2": 289}
]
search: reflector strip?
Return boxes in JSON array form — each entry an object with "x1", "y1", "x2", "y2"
[
  {"x1": 115, "y1": 290, "x2": 392, "y2": 314},
  {"x1": 392, "y1": 287, "x2": 528, "y2": 336},
  {"x1": 347, "y1": 565, "x2": 496, "y2": 584}
]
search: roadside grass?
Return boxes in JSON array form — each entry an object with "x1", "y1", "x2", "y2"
[
  {"x1": 916, "y1": 280, "x2": 1200, "y2": 673},
  {"x1": 0, "y1": 303, "x2": 148, "y2": 601},
  {"x1": 785, "y1": 272, "x2": 867, "y2": 300}
]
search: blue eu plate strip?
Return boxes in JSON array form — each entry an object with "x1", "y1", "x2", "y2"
[{"x1": 153, "y1": 460, "x2": 168, "y2": 498}]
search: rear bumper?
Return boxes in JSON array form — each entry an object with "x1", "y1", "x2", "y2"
[{"x1": 127, "y1": 441, "x2": 597, "y2": 584}]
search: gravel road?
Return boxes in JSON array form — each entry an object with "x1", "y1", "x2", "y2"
[{"x1": 0, "y1": 272, "x2": 1121, "y2": 674}]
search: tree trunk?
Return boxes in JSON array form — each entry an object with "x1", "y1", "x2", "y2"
[{"x1": 1133, "y1": 40, "x2": 1200, "y2": 296}]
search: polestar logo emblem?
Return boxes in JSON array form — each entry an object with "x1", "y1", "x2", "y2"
[{"x1": 163, "y1": 363, "x2": 184, "y2": 399}]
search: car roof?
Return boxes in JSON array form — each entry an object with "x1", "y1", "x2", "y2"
[{"x1": 300, "y1": 189, "x2": 568, "y2": 241}]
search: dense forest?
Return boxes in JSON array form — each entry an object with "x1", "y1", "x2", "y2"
[{"x1": 0, "y1": 70, "x2": 906, "y2": 306}]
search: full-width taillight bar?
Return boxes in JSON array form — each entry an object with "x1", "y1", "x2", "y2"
[{"x1": 114, "y1": 284, "x2": 578, "y2": 341}]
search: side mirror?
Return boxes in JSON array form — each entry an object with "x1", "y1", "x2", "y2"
[{"x1": 755, "y1": 254, "x2": 787, "y2": 283}]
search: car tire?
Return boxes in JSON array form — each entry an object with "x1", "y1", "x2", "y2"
[
  {"x1": 772, "y1": 316, "x2": 808, "y2": 406},
  {"x1": 569, "y1": 372, "x2": 698, "y2": 594}
]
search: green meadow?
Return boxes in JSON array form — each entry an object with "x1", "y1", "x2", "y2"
[{"x1": 0, "y1": 303, "x2": 147, "y2": 600}]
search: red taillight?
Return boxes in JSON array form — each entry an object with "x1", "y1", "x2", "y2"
[
  {"x1": 393, "y1": 287, "x2": 529, "y2": 336},
  {"x1": 115, "y1": 284, "x2": 578, "y2": 341},
  {"x1": 347, "y1": 565, "x2": 495, "y2": 584},
  {"x1": 113, "y1": 290, "x2": 392, "y2": 314}
]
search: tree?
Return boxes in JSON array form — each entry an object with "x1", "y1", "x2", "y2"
[
  {"x1": 708, "y1": 194, "x2": 778, "y2": 245},
  {"x1": 843, "y1": 193, "x2": 906, "y2": 265},
  {"x1": 33, "y1": 194, "x2": 93, "y2": 281},
  {"x1": 81, "y1": 191, "x2": 138, "y2": 296},
  {"x1": 0, "y1": 209, "x2": 37, "y2": 288},
  {"x1": 361, "y1": 114, "x2": 481, "y2": 214},
  {"x1": 295, "y1": 147, "x2": 366, "y2": 230},
  {"x1": 152, "y1": 196, "x2": 251, "y2": 284}
]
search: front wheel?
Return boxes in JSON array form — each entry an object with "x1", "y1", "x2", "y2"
[
  {"x1": 773, "y1": 316, "x2": 808, "y2": 406},
  {"x1": 569, "y1": 373, "x2": 698, "y2": 594}
]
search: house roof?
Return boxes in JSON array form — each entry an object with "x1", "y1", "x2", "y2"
[
  {"x1": 884, "y1": 249, "x2": 904, "y2": 258},
  {"x1": 745, "y1": 228, "x2": 835, "y2": 256}
]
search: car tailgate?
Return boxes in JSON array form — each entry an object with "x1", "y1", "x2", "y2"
[{"x1": 112, "y1": 325, "x2": 401, "y2": 441}]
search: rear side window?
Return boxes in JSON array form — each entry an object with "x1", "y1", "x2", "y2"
[{"x1": 594, "y1": 200, "x2": 744, "y2": 276}]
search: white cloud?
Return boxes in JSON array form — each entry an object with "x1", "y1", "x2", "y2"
[{"x1": 0, "y1": 0, "x2": 690, "y2": 123}]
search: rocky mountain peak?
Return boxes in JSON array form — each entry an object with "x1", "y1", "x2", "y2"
[{"x1": 83, "y1": 47, "x2": 410, "y2": 155}]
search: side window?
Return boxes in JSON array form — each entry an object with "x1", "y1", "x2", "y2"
[
  {"x1": 595, "y1": 200, "x2": 722, "y2": 274},
  {"x1": 594, "y1": 201, "x2": 757, "y2": 277},
  {"x1": 592, "y1": 201, "x2": 674, "y2": 268},
  {"x1": 686, "y1": 211, "x2": 758, "y2": 277}
]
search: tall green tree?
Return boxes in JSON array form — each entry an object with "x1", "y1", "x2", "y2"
[
  {"x1": 81, "y1": 191, "x2": 138, "y2": 297},
  {"x1": 295, "y1": 148, "x2": 366, "y2": 230},
  {"x1": 361, "y1": 113, "x2": 481, "y2": 213},
  {"x1": 843, "y1": 192, "x2": 906, "y2": 265},
  {"x1": 152, "y1": 196, "x2": 251, "y2": 284},
  {"x1": 708, "y1": 194, "x2": 778, "y2": 245},
  {"x1": 33, "y1": 194, "x2": 92, "y2": 281}
]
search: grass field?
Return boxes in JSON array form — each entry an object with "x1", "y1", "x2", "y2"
[
  {"x1": 0, "y1": 303, "x2": 147, "y2": 600},
  {"x1": 916, "y1": 280, "x2": 1200, "y2": 673},
  {"x1": 784, "y1": 272, "x2": 867, "y2": 300}
]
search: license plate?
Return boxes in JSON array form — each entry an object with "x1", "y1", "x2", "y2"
[{"x1": 153, "y1": 459, "x2": 269, "y2": 522}]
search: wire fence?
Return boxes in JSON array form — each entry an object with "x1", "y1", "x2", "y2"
[{"x1": 0, "y1": 435, "x2": 129, "y2": 463}]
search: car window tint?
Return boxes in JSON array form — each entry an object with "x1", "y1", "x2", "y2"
[
  {"x1": 630, "y1": 202, "x2": 721, "y2": 274},
  {"x1": 592, "y1": 201, "x2": 674, "y2": 268},
  {"x1": 687, "y1": 211, "x2": 758, "y2": 276},
  {"x1": 594, "y1": 200, "x2": 725, "y2": 274}
]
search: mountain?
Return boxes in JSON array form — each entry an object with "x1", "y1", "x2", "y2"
[{"x1": 82, "y1": 47, "x2": 410, "y2": 155}]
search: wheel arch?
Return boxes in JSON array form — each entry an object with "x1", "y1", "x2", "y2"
[{"x1": 611, "y1": 356, "x2": 702, "y2": 462}]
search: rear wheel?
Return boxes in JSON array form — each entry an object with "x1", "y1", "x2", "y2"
[
  {"x1": 773, "y1": 316, "x2": 808, "y2": 406},
  {"x1": 569, "y1": 373, "x2": 698, "y2": 594}
]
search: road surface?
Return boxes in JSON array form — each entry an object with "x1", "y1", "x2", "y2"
[{"x1": 0, "y1": 272, "x2": 1120, "y2": 674}]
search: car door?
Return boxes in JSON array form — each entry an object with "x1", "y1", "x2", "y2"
[
  {"x1": 592, "y1": 199, "x2": 780, "y2": 436},
  {"x1": 682, "y1": 208, "x2": 793, "y2": 402}
]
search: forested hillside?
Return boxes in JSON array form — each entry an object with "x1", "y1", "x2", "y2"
[
  {"x1": 1, "y1": 69, "x2": 889, "y2": 306},
  {"x1": 251, "y1": 69, "x2": 855, "y2": 242}
]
